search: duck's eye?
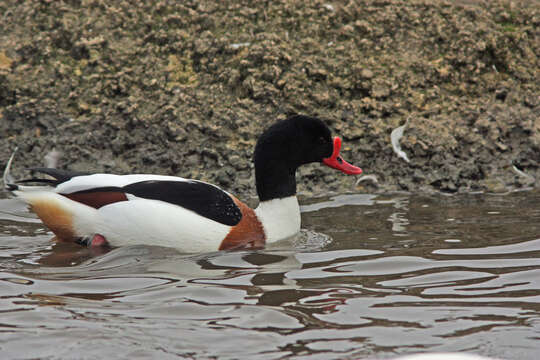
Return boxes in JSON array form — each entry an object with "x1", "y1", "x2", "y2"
[{"x1": 318, "y1": 136, "x2": 326, "y2": 143}]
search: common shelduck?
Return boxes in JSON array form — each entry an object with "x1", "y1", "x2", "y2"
[{"x1": 3, "y1": 115, "x2": 362, "y2": 253}]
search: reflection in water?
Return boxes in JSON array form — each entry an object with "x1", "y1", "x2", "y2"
[
  {"x1": 387, "y1": 197, "x2": 410, "y2": 235},
  {"x1": 0, "y1": 191, "x2": 539, "y2": 359}
]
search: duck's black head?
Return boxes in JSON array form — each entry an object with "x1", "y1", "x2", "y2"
[{"x1": 254, "y1": 115, "x2": 362, "y2": 201}]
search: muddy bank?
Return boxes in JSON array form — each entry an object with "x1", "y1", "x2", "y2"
[{"x1": 0, "y1": 0, "x2": 538, "y2": 197}]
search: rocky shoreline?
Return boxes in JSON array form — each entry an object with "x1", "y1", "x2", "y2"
[{"x1": 1, "y1": 0, "x2": 538, "y2": 198}]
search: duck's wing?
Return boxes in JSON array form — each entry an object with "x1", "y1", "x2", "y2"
[
  {"x1": 122, "y1": 180, "x2": 243, "y2": 226},
  {"x1": 42, "y1": 169, "x2": 242, "y2": 226},
  {"x1": 14, "y1": 169, "x2": 243, "y2": 227}
]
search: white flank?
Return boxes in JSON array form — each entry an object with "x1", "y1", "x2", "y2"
[
  {"x1": 15, "y1": 189, "x2": 230, "y2": 252},
  {"x1": 92, "y1": 195, "x2": 230, "y2": 252},
  {"x1": 255, "y1": 196, "x2": 301, "y2": 243}
]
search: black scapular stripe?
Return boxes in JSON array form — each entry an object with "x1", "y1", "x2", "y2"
[
  {"x1": 123, "y1": 180, "x2": 243, "y2": 226},
  {"x1": 20, "y1": 168, "x2": 89, "y2": 186}
]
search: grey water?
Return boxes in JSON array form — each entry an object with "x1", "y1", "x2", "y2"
[{"x1": 0, "y1": 191, "x2": 539, "y2": 359}]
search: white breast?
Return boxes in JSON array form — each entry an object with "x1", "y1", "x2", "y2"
[
  {"x1": 255, "y1": 196, "x2": 301, "y2": 243},
  {"x1": 77, "y1": 196, "x2": 232, "y2": 252}
]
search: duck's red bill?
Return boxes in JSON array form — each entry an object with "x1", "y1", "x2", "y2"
[{"x1": 322, "y1": 137, "x2": 363, "y2": 175}]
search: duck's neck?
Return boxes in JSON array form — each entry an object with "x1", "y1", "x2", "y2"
[
  {"x1": 253, "y1": 128, "x2": 303, "y2": 242},
  {"x1": 255, "y1": 196, "x2": 301, "y2": 243},
  {"x1": 255, "y1": 163, "x2": 296, "y2": 202}
]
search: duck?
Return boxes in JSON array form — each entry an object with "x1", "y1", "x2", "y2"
[{"x1": 3, "y1": 115, "x2": 362, "y2": 253}]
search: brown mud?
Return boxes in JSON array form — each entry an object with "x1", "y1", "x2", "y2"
[{"x1": 0, "y1": 0, "x2": 538, "y2": 198}]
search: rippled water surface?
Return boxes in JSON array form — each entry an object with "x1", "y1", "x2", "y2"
[{"x1": 1, "y1": 191, "x2": 539, "y2": 359}]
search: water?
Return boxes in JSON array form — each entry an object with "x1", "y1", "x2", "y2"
[{"x1": 0, "y1": 191, "x2": 539, "y2": 359}]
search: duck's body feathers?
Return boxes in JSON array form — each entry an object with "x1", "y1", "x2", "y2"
[
  {"x1": 11, "y1": 173, "x2": 253, "y2": 252},
  {"x1": 19, "y1": 171, "x2": 243, "y2": 225}
]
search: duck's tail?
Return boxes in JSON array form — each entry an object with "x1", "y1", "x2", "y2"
[
  {"x1": 3, "y1": 148, "x2": 55, "y2": 194},
  {"x1": 3, "y1": 149, "x2": 91, "y2": 242}
]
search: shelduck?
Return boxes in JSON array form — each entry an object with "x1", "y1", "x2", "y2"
[{"x1": 3, "y1": 115, "x2": 362, "y2": 252}]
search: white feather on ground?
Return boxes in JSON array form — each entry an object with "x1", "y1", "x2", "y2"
[
  {"x1": 512, "y1": 164, "x2": 535, "y2": 184},
  {"x1": 391, "y1": 117, "x2": 410, "y2": 163},
  {"x1": 355, "y1": 174, "x2": 379, "y2": 186},
  {"x1": 44, "y1": 149, "x2": 62, "y2": 168},
  {"x1": 3, "y1": 147, "x2": 18, "y2": 188}
]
